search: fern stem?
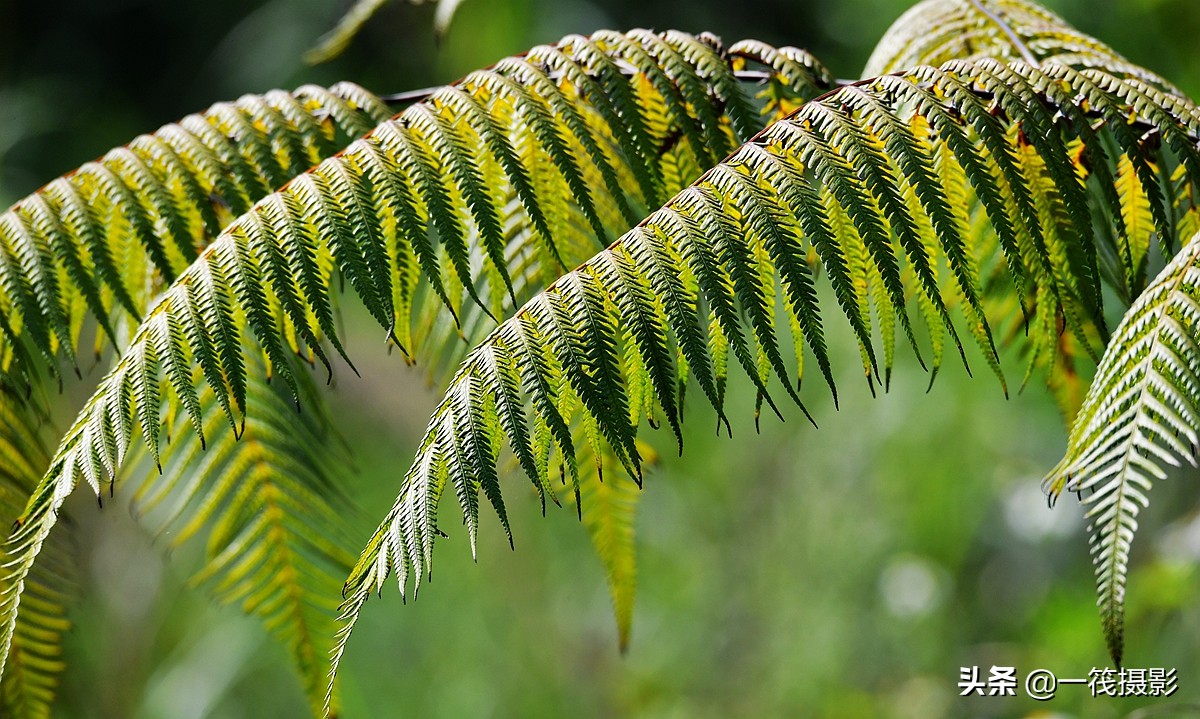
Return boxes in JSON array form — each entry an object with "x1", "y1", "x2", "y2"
[
  {"x1": 381, "y1": 70, "x2": 855, "y2": 107},
  {"x1": 966, "y1": 0, "x2": 1040, "y2": 67}
]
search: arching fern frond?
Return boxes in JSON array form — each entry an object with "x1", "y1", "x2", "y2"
[
  {"x1": 0, "y1": 82, "x2": 391, "y2": 387},
  {"x1": 865, "y1": 0, "x2": 1181, "y2": 96},
  {"x1": 0, "y1": 82, "x2": 391, "y2": 718},
  {"x1": 131, "y1": 354, "x2": 355, "y2": 716},
  {"x1": 1044, "y1": 227, "x2": 1200, "y2": 666},
  {"x1": 335, "y1": 59, "x2": 1200, "y2": 685},
  {"x1": 869, "y1": 0, "x2": 1199, "y2": 422},
  {"x1": 0, "y1": 30, "x2": 835, "y2": 711}
]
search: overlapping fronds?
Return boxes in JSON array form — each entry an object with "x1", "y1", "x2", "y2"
[
  {"x1": 336, "y1": 59, "x2": 1200, "y2": 682},
  {"x1": 868, "y1": 0, "x2": 1199, "y2": 421},
  {"x1": 0, "y1": 30, "x2": 834, "y2": 713},
  {"x1": 1044, "y1": 228, "x2": 1200, "y2": 666},
  {"x1": 0, "y1": 82, "x2": 391, "y2": 388},
  {"x1": 0, "y1": 81, "x2": 391, "y2": 718},
  {"x1": 132, "y1": 354, "x2": 355, "y2": 715},
  {"x1": 0, "y1": 397, "x2": 71, "y2": 719},
  {"x1": 865, "y1": 0, "x2": 1181, "y2": 97}
]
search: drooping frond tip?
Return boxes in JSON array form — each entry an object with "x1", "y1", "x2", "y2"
[{"x1": 1045, "y1": 228, "x2": 1200, "y2": 667}]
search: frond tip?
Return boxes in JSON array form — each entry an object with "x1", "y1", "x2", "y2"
[{"x1": 1045, "y1": 229, "x2": 1200, "y2": 667}]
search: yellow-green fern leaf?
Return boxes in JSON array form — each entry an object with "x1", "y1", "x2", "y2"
[
  {"x1": 0, "y1": 396, "x2": 71, "y2": 719},
  {"x1": 133, "y1": 354, "x2": 355, "y2": 716}
]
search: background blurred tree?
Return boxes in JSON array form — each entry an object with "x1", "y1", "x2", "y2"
[{"x1": 2, "y1": 1, "x2": 1200, "y2": 718}]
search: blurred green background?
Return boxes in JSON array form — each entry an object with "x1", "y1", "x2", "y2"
[{"x1": 4, "y1": 0, "x2": 1200, "y2": 717}]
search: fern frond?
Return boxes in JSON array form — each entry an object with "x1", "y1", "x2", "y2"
[
  {"x1": 580, "y1": 438, "x2": 650, "y2": 653},
  {"x1": 866, "y1": 0, "x2": 1182, "y2": 96},
  {"x1": 131, "y1": 354, "x2": 355, "y2": 715},
  {"x1": 337, "y1": 58, "x2": 1200, "y2": 677},
  {"x1": 0, "y1": 397, "x2": 72, "y2": 719},
  {"x1": 871, "y1": 0, "x2": 1200, "y2": 421},
  {"x1": 0, "y1": 82, "x2": 391, "y2": 387},
  {"x1": 0, "y1": 82, "x2": 392, "y2": 716},
  {"x1": 1044, "y1": 228, "x2": 1200, "y2": 666},
  {"x1": 0, "y1": 31, "x2": 834, "y2": 713}
]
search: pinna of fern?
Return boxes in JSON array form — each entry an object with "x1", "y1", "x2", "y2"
[{"x1": 0, "y1": 29, "x2": 835, "y2": 716}]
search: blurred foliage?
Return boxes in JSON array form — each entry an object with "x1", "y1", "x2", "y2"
[{"x1": 1, "y1": 0, "x2": 1200, "y2": 717}]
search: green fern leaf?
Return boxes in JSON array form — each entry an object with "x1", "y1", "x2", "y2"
[
  {"x1": 0, "y1": 83, "x2": 391, "y2": 386},
  {"x1": 1045, "y1": 228, "x2": 1200, "y2": 666},
  {"x1": 0, "y1": 82, "x2": 391, "y2": 717},
  {"x1": 869, "y1": 0, "x2": 1199, "y2": 424}
]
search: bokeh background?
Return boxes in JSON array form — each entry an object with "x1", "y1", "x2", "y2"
[{"x1": 3, "y1": 0, "x2": 1200, "y2": 717}]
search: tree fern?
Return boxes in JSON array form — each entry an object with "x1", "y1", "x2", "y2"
[
  {"x1": 0, "y1": 30, "x2": 833, "y2": 715},
  {"x1": 336, "y1": 57, "x2": 1200, "y2": 690}
]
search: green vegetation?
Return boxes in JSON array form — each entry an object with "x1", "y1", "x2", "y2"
[{"x1": 1, "y1": 0, "x2": 1199, "y2": 717}]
